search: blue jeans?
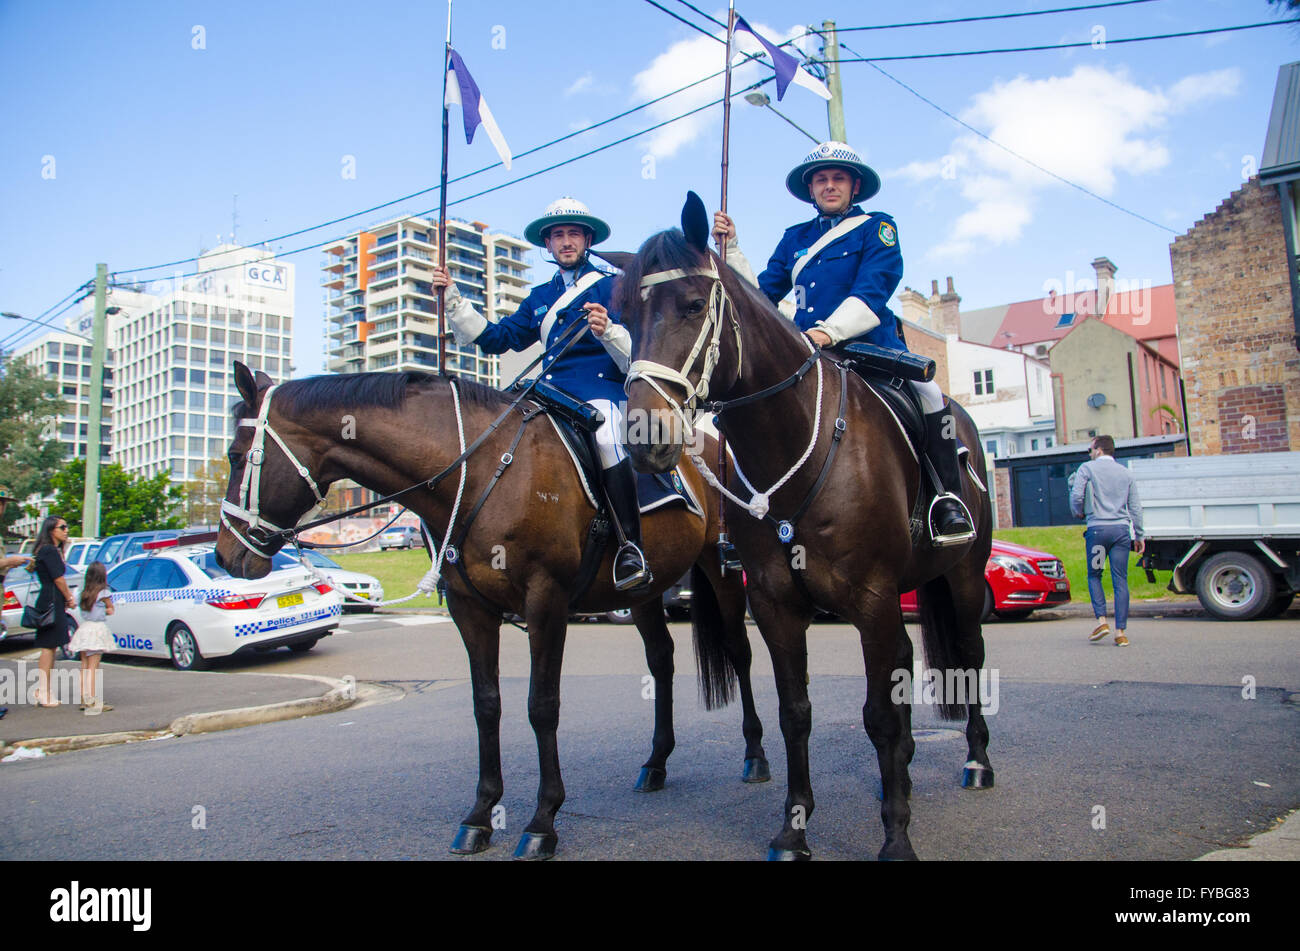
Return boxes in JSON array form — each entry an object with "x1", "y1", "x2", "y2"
[{"x1": 1085, "y1": 524, "x2": 1132, "y2": 630}]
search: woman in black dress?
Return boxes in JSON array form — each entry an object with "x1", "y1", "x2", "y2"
[{"x1": 32, "y1": 515, "x2": 75, "y2": 707}]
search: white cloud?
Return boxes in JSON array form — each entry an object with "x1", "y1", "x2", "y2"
[
  {"x1": 918, "y1": 65, "x2": 1242, "y2": 261},
  {"x1": 631, "y1": 23, "x2": 816, "y2": 159},
  {"x1": 565, "y1": 73, "x2": 594, "y2": 97}
]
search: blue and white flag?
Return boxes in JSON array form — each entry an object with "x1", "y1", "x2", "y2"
[
  {"x1": 445, "y1": 48, "x2": 512, "y2": 169},
  {"x1": 733, "y1": 15, "x2": 830, "y2": 102}
]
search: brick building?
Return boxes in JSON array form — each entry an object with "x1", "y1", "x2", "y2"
[{"x1": 1170, "y1": 62, "x2": 1300, "y2": 456}]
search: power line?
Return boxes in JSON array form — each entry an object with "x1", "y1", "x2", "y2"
[
  {"x1": 99, "y1": 75, "x2": 777, "y2": 291},
  {"x1": 834, "y1": 21, "x2": 1289, "y2": 62},
  {"x1": 840, "y1": 40, "x2": 1177, "y2": 234},
  {"x1": 0, "y1": 282, "x2": 94, "y2": 351},
  {"x1": 117, "y1": 44, "x2": 768, "y2": 279},
  {"x1": 835, "y1": 0, "x2": 1164, "y2": 32}
]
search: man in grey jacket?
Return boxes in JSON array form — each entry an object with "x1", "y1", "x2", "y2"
[{"x1": 1070, "y1": 435, "x2": 1145, "y2": 646}]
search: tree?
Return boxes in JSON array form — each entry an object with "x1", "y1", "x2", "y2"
[
  {"x1": 0, "y1": 355, "x2": 67, "y2": 539},
  {"x1": 183, "y1": 455, "x2": 231, "y2": 528},
  {"x1": 50, "y1": 459, "x2": 184, "y2": 536}
]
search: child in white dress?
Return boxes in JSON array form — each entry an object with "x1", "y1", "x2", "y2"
[{"x1": 68, "y1": 561, "x2": 116, "y2": 715}]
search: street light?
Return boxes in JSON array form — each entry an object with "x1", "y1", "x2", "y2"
[
  {"x1": 1, "y1": 307, "x2": 120, "y2": 343},
  {"x1": 743, "y1": 91, "x2": 820, "y2": 144}
]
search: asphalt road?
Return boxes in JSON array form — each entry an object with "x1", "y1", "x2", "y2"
[{"x1": 2, "y1": 608, "x2": 1296, "y2": 861}]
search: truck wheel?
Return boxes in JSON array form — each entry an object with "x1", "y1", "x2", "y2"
[{"x1": 1195, "y1": 552, "x2": 1276, "y2": 621}]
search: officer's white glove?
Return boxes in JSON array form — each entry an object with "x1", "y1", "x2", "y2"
[
  {"x1": 812, "y1": 296, "x2": 880, "y2": 347},
  {"x1": 442, "y1": 283, "x2": 487, "y2": 346},
  {"x1": 597, "y1": 322, "x2": 632, "y2": 373}
]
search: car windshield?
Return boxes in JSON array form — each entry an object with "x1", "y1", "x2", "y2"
[
  {"x1": 188, "y1": 551, "x2": 302, "y2": 579},
  {"x1": 302, "y1": 550, "x2": 341, "y2": 569}
]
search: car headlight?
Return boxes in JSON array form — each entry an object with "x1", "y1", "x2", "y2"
[{"x1": 990, "y1": 554, "x2": 1037, "y2": 575}]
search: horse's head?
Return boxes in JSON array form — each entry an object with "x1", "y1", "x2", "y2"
[
  {"x1": 614, "y1": 191, "x2": 743, "y2": 473},
  {"x1": 215, "y1": 361, "x2": 328, "y2": 579}
]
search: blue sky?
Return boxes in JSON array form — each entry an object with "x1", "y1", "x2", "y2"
[{"x1": 2, "y1": 0, "x2": 1297, "y2": 375}]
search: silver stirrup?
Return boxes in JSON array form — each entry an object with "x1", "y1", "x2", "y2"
[
  {"x1": 613, "y1": 543, "x2": 652, "y2": 590},
  {"x1": 928, "y1": 493, "x2": 976, "y2": 549}
]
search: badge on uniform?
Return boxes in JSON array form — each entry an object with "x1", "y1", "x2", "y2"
[
  {"x1": 794, "y1": 248, "x2": 809, "y2": 259},
  {"x1": 878, "y1": 222, "x2": 897, "y2": 247},
  {"x1": 535, "y1": 304, "x2": 548, "y2": 317},
  {"x1": 671, "y1": 471, "x2": 684, "y2": 494}
]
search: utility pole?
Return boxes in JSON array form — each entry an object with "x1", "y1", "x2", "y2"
[
  {"x1": 823, "y1": 19, "x2": 846, "y2": 142},
  {"x1": 83, "y1": 263, "x2": 108, "y2": 537}
]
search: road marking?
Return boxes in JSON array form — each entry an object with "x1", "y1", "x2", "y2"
[{"x1": 344, "y1": 614, "x2": 452, "y2": 628}]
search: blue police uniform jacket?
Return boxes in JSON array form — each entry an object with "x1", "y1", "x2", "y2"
[
  {"x1": 472, "y1": 261, "x2": 626, "y2": 404},
  {"x1": 757, "y1": 205, "x2": 907, "y2": 351}
]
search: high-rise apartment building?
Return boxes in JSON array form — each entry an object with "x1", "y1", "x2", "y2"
[
  {"x1": 110, "y1": 245, "x2": 296, "y2": 482},
  {"x1": 322, "y1": 215, "x2": 531, "y2": 383}
]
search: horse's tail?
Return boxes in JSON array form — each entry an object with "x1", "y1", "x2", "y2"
[
  {"x1": 916, "y1": 575, "x2": 966, "y2": 721},
  {"x1": 691, "y1": 563, "x2": 738, "y2": 711}
]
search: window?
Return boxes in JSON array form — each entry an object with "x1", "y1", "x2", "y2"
[
  {"x1": 208, "y1": 394, "x2": 225, "y2": 411},
  {"x1": 1045, "y1": 436, "x2": 1054, "y2": 448},
  {"x1": 191, "y1": 325, "x2": 207, "y2": 342},
  {"x1": 1031, "y1": 438, "x2": 1040, "y2": 451},
  {"x1": 188, "y1": 436, "x2": 205, "y2": 454},
  {"x1": 189, "y1": 392, "x2": 204, "y2": 409},
  {"x1": 208, "y1": 416, "x2": 224, "y2": 434},
  {"x1": 1055, "y1": 312, "x2": 1075, "y2": 328},
  {"x1": 172, "y1": 391, "x2": 186, "y2": 408},
  {"x1": 1160, "y1": 366, "x2": 1168, "y2": 398},
  {"x1": 107, "y1": 561, "x2": 145, "y2": 592},
  {"x1": 984, "y1": 439, "x2": 997, "y2": 457},
  {"x1": 973, "y1": 369, "x2": 994, "y2": 395}
]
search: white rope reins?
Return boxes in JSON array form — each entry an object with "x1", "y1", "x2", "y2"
[
  {"x1": 630, "y1": 264, "x2": 826, "y2": 523},
  {"x1": 228, "y1": 382, "x2": 471, "y2": 608}
]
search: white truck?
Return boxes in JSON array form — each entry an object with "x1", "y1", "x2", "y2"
[{"x1": 1130, "y1": 452, "x2": 1300, "y2": 621}]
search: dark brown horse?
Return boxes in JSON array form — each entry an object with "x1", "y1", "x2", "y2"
[
  {"x1": 610, "y1": 194, "x2": 995, "y2": 861},
  {"x1": 214, "y1": 361, "x2": 768, "y2": 859}
]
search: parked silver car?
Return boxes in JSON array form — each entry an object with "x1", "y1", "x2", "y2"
[{"x1": 379, "y1": 526, "x2": 422, "y2": 551}]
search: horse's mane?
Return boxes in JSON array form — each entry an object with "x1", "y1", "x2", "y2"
[{"x1": 232, "y1": 371, "x2": 513, "y2": 421}]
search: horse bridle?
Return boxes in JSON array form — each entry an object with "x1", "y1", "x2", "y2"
[
  {"x1": 624, "y1": 260, "x2": 741, "y2": 437},
  {"x1": 220, "y1": 384, "x2": 328, "y2": 558}
]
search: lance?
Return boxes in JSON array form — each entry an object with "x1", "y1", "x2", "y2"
[
  {"x1": 716, "y1": 0, "x2": 737, "y2": 573},
  {"x1": 436, "y1": 0, "x2": 453, "y2": 376}
]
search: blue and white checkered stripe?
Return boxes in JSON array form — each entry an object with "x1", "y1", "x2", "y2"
[
  {"x1": 233, "y1": 604, "x2": 341, "y2": 638},
  {"x1": 111, "y1": 586, "x2": 235, "y2": 605}
]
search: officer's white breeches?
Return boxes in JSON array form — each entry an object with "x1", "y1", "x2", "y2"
[
  {"x1": 588, "y1": 398, "x2": 626, "y2": 469},
  {"x1": 910, "y1": 379, "x2": 946, "y2": 414}
]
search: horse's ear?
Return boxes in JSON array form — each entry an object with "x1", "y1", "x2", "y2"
[
  {"x1": 254, "y1": 369, "x2": 274, "y2": 389},
  {"x1": 595, "y1": 250, "x2": 633, "y2": 272},
  {"x1": 682, "y1": 191, "x2": 709, "y2": 254},
  {"x1": 233, "y1": 361, "x2": 259, "y2": 409}
]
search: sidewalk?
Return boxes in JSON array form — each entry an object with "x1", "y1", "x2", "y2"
[{"x1": 0, "y1": 655, "x2": 354, "y2": 755}]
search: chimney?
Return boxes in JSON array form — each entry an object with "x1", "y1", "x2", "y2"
[
  {"x1": 1092, "y1": 257, "x2": 1117, "y2": 318},
  {"x1": 935, "y1": 276, "x2": 962, "y2": 336},
  {"x1": 897, "y1": 286, "x2": 930, "y2": 328}
]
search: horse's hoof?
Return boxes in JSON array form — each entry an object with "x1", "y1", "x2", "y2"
[
  {"x1": 742, "y1": 757, "x2": 771, "y2": 783},
  {"x1": 878, "y1": 839, "x2": 919, "y2": 861},
  {"x1": 634, "y1": 766, "x2": 667, "y2": 792},
  {"x1": 766, "y1": 846, "x2": 812, "y2": 862},
  {"x1": 961, "y1": 763, "x2": 995, "y2": 789},
  {"x1": 449, "y1": 824, "x2": 492, "y2": 854},
  {"x1": 512, "y1": 831, "x2": 557, "y2": 861}
]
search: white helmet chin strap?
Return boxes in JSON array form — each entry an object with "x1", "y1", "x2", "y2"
[
  {"x1": 624, "y1": 262, "x2": 741, "y2": 438},
  {"x1": 220, "y1": 384, "x2": 328, "y2": 558}
]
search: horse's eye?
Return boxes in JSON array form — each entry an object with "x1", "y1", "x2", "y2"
[{"x1": 684, "y1": 298, "x2": 707, "y2": 317}]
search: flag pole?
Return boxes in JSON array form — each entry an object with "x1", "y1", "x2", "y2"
[
  {"x1": 718, "y1": 0, "x2": 736, "y2": 264},
  {"x1": 436, "y1": 0, "x2": 453, "y2": 376},
  {"x1": 717, "y1": 0, "x2": 736, "y2": 574}
]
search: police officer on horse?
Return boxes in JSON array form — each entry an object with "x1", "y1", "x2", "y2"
[
  {"x1": 432, "y1": 197, "x2": 653, "y2": 589},
  {"x1": 713, "y1": 142, "x2": 974, "y2": 546}
]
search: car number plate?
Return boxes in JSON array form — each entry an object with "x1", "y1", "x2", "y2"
[
  {"x1": 277, "y1": 593, "x2": 304, "y2": 608},
  {"x1": 1055, "y1": 582, "x2": 1068, "y2": 591},
  {"x1": 354, "y1": 591, "x2": 370, "y2": 599}
]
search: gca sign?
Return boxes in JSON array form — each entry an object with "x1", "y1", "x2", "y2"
[{"x1": 246, "y1": 263, "x2": 287, "y2": 290}]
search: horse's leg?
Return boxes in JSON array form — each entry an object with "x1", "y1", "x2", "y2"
[
  {"x1": 447, "y1": 594, "x2": 505, "y2": 855},
  {"x1": 949, "y1": 567, "x2": 995, "y2": 789},
  {"x1": 858, "y1": 590, "x2": 918, "y2": 861},
  {"x1": 695, "y1": 558, "x2": 769, "y2": 782},
  {"x1": 632, "y1": 600, "x2": 675, "y2": 792},
  {"x1": 514, "y1": 584, "x2": 570, "y2": 860},
  {"x1": 894, "y1": 619, "x2": 916, "y2": 800},
  {"x1": 749, "y1": 588, "x2": 814, "y2": 861}
]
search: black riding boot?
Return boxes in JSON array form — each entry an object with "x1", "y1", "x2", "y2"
[
  {"x1": 923, "y1": 408, "x2": 975, "y2": 547},
  {"x1": 602, "y1": 459, "x2": 653, "y2": 591}
]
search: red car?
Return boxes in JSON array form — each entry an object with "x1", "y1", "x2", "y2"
[{"x1": 900, "y1": 539, "x2": 1071, "y2": 621}]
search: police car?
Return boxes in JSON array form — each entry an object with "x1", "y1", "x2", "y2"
[{"x1": 101, "y1": 543, "x2": 342, "y2": 670}]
